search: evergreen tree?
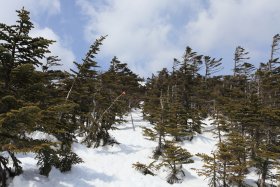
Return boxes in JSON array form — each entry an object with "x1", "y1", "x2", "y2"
[
  {"x1": 153, "y1": 48, "x2": 205, "y2": 143},
  {"x1": 215, "y1": 143, "x2": 231, "y2": 187},
  {"x1": 195, "y1": 152, "x2": 220, "y2": 187},
  {"x1": 233, "y1": 46, "x2": 250, "y2": 77},
  {"x1": 204, "y1": 56, "x2": 223, "y2": 80},
  {"x1": 254, "y1": 142, "x2": 280, "y2": 187},
  {"x1": 66, "y1": 36, "x2": 107, "y2": 148},
  {"x1": 176, "y1": 47, "x2": 205, "y2": 136},
  {"x1": 0, "y1": 8, "x2": 82, "y2": 184},
  {"x1": 197, "y1": 132, "x2": 249, "y2": 187},
  {"x1": 143, "y1": 68, "x2": 171, "y2": 157},
  {"x1": 0, "y1": 8, "x2": 54, "y2": 90},
  {"x1": 101, "y1": 56, "x2": 143, "y2": 132},
  {"x1": 210, "y1": 111, "x2": 228, "y2": 144},
  {"x1": 132, "y1": 162, "x2": 155, "y2": 176},
  {"x1": 102, "y1": 56, "x2": 143, "y2": 116},
  {"x1": 157, "y1": 141, "x2": 193, "y2": 184},
  {"x1": 268, "y1": 34, "x2": 280, "y2": 71},
  {"x1": 133, "y1": 141, "x2": 193, "y2": 184},
  {"x1": 224, "y1": 131, "x2": 248, "y2": 187}
]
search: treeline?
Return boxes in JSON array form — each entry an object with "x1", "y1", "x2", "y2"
[
  {"x1": 0, "y1": 8, "x2": 279, "y2": 187},
  {"x1": 134, "y1": 41, "x2": 280, "y2": 185},
  {"x1": 0, "y1": 8, "x2": 143, "y2": 186}
]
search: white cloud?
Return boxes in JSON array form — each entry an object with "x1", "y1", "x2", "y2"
[
  {"x1": 77, "y1": 0, "x2": 280, "y2": 76},
  {"x1": 0, "y1": 0, "x2": 60, "y2": 24},
  {"x1": 0, "y1": 0, "x2": 75, "y2": 71},
  {"x1": 30, "y1": 27, "x2": 76, "y2": 71},
  {"x1": 185, "y1": 0, "x2": 280, "y2": 64},
  {"x1": 77, "y1": 0, "x2": 204, "y2": 76}
]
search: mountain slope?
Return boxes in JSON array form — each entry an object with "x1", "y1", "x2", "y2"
[{"x1": 9, "y1": 109, "x2": 249, "y2": 187}]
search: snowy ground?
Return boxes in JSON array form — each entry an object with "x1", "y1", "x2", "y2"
[{"x1": 8, "y1": 109, "x2": 262, "y2": 187}]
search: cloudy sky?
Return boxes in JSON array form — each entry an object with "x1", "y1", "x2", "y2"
[{"x1": 0, "y1": 0, "x2": 279, "y2": 77}]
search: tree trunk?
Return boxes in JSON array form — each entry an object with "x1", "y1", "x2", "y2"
[
  {"x1": 259, "y1": 160, "x2": 268, "y2": 187},
  {"x1": 223, "y1": 162, "x2": 227, "y2": 187},
  {"x1": 237, "y1": 158, "x2": 243, "y2": 187},
  {"x1": 213, "y1": 153, "x2": 217, "y2": 187},
  {"x1": 158, "y1": 134, "x2": 162, "y2": 151},
  {"x1": 217, "y1": 122, "x2": 222, "y2": 144},
  {"x1": 0, "y1": 161, "x2": 7, "y2": 187},
  {"x1": 173, "y1": 161, "x2": 176, "y2": 175},
  {"x1": 252, "y1": 128, "x2": 260, "y2": 159},
  {"x1": 130, "y1": 113, "x2": 135, "y2": 131},
  {"x1": 4, "y1": 68, "x2": 11, "y2": 90},
  {"x1": 8, "y1": 151, "x2": 22, "y2": 176}
]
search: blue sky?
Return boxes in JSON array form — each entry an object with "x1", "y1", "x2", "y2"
[
  {"x1": 34, "y1": 2, "x2": 88, "y2": 63},
  {"x1": 0, "y1": 0, "x2": 280, "y2": 77}
]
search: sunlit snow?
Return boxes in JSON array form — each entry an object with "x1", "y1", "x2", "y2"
[{"x1": 9, "y1": 109, "x2": 261, "y2": 187}]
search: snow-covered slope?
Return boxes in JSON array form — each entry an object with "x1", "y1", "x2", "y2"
[{"x1": 9, "y1": 109, "x2": 223, "y2": 187}]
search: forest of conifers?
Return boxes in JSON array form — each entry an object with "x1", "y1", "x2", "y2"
[{"x1": 0, "y1": 8, "x2": 279, "y2": 187}]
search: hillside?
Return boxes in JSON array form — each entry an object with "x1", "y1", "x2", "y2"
[
  {"x1": 8, "y1": 108, "x2": 270, "y2": 187},
  {"x1": 1, "y1": 5, "x2": 280, "y2": 187}
]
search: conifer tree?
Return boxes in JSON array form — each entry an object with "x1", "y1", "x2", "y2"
[
  {"x1": 144, "y1": 48, "x2": 206, "y2": 144},
  {"x1": 0, "y1": 8, "x2": 82, "y2": 183},
  {"x1": 157, "y1": 141, "x2": 193, "y2": 184},
  {"x1": 268, "y1": 34, "x2": 280, "y2": 71},
  {"x1": 204, "y1": 56, "x2": 223, "y2": 80},
  {"x1": 224, "y1": 131, "x2": 248, "y2": 187},
  {"x1": 197, "y1": 132, "x2": 249, "y2": 187},
  {"x1": 0, "y1": 8, "x2": 54, "y2": 90},
  {"x1": 102, "y1": 56, "x2": 142, "y2": 115},
  {"x1": 132, "y1": 162, "x2": 155, "y2": 176},
  {"x1": 66, "y1": 36, "x2": 138, "y2": 148},
  {"x1": 175, "y1": 47, "x2": 204, "y2": 137},
  {"x1": 165, "y1": 84, "x2": 193, "y2": 141},
  {"x1": 66, "y1": 36, "x2": 107, "y2": 148},
  {"x1": 102, "y1": 56, "x2": 143, "y2": 131},
  {"x1": 195, "y1": 152, "x2": 220, "y2": 187},
  {"x1": 143, "y1": 68, "x2": 170, "y2": 157},
  {"x1": 215, "y1": 143, "x2": 231, "y2": 187},
  {"x1": 233, "y1": 46, "x2": 250, "y2": 77},
  {"x1": 133, "y1": 141, "x2": 193, "y2": 184},
  {"x1": 0, "y1": 8, "x2": 53, "y2": 181},
  {"x1": 210, "y1": 112, "x2": 228, "y2": 143},
  {"x1": 254, "y1": 142, "x2": 280, "y2": 187}
]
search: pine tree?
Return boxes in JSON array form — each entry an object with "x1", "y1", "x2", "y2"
[
  {"x1": 197, "y1": 132, "x2": 249, "y2": 187},
  {"x1": 132, "y1": 162, "x2": 155, "y2": 176},
  {"x1": 268, "y1": 34, "x2": 280, "y2": 71},
  {"x1": 210, "y1": 111, "x2": 228, "y2": 144},
  {"x1": 165, "y1": 84, "x2": 192, "y2": 141},
  {"x1": 157, "y1": 141, "x2": 193, "y2": 184},
  {"x1": 195, "y1": 152, "x2": 220, "y2": 187},
  {"x1": 133, "y1": 141, "x2": 193, "y2": 184},
  {"x1": 233, "y1": 46, "x2": 250, "y2": 77},
  {"x1": 204, "y1": 56, "x2": 223, "y2": 80},
  {"x1": 101, "y1": 56, "x2": 143, "y2": 132},
  {"x1": 66, "y1": 36, "x2": 107, "y2": 148},
  {"x1": 177, "y1": 47, "x2": 205, "y2": 136},
  {"x1": 143, "y1": 68, "x2": 171, "y2": 158},
  {"x1": 0, "y1": 8, "x2": 53, "y2": 182},
  {"x1": 224, "y1": 131, "x2": 248, "y2": 187},
  {"x1": 66, "y1": 36, "x2": 135, "y2": 148},
  {"x1": 0, "y1": 8, "x2": 82, "y2": 184},
  {"x1": 254, "y1": 142, "x2": 280, "y2": 187},
  {"x1": 0, "y1": 8, "x2": 54, "y2": 90},
  {"x1": 140, "y1": 66, "x2": 196, "y2": 184},
  {"x1": 102, "y1": 56, "x2": 142, "y2": 116}
]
